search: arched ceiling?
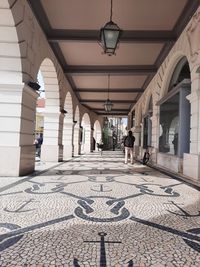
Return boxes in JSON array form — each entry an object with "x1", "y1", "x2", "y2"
[{"x1": 27, "y1": 0, "x2": 200, "y2": 116}]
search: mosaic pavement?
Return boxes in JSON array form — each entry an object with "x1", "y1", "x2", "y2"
[{"x1": 0, "y1": 151, "x2": 199, "y2": 267}]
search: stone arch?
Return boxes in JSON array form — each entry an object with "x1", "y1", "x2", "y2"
[
  {"x1": 93, "y1": 120, "x2": 102, "y2": 151},
  {"x1": 64, "y1": 92, "x2": 73, "y2": 120},
  {"x1": 160, "y1": 53, "x2": 191, "y2": 99},
  {"x1": 75, "y1": 105, "x2": 80, "y2": 123},
  {"x1": 81, "y1": 113, "x2": 91, "y2": 154},
  {"x1": 40, "y1": 58, "x2": 60, "y2": 113},
  {"x1": 74, "y1": 106, "x2": 80, "y2": 156},
  {"x1": 39, "y1": 58, "x2": 62, "y2": 161}
]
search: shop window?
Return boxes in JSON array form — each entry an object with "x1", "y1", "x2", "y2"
[
  {"x1": 158, "y1": 81, "x2": 190, "y2": 157},
  {"x1": 158, "y1": 57, "x2": 191, "y2": 157},
  {"x1": 159, "y1": 93, "x2": 179, "y2": 154}
]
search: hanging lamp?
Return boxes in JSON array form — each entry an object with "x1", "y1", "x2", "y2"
[
  {"x1": 100, "y1": 0, "x2": 122, "y2": 56},
  {"x1": 104, "y1": 74, "x2": 113, "y2": 112}
]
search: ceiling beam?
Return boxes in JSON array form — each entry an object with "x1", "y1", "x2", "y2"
[
  {"x1": 93, "y1": 108, "x2": 129, "y2": 111},
  {"x1": 48, "y1": 30, "x2": 176, "y2": 43},
  {"x1": 80, "y1": 104, "x2": 129, "y2": 115},
  {"x1": 64, "y1": 65, "x2": 157, "y2": 75},
  {"x1": 97, "y1": 113, "x2": 129, "y2": 116},
  {"x1": 80, "y1": 100, "x2": 136, "y2": 104},
  {"x1": 75, "y1": 88, "x2": 144, "y2": 93},
  {"x1": 100, "y1": 113, "x2": 128, "y2": 115},
  {"x1": 173, "y1": 0, "x2": 200, "y2": 37}
]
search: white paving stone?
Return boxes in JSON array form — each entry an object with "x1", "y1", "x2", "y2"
[{"x1": 0, "y1": 151, "x2": 199, "y2": 266}]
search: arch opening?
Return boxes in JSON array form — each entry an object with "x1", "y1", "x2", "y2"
[
  {"x1": 35, "y1": 58, "x2": 62, "y2": 162},
  {"x1": 159, "y1": 57, "x2": 191, "y2": 157},
  {"x1": 93, "y1": 120, "x2": 102, "y2": 151},
  {"x1": 80, "y1": 113, "x2": 91, "y2": 154}
]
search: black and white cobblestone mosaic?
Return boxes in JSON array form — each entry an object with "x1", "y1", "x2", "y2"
[{"x1": 0, "y1": 151, "x2": 199, "y2": 266}]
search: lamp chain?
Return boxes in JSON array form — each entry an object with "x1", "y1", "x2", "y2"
[
  {"x1": 108, "y1": 74, "x2": 110, "y2": 99},
  {"x1": 110, "y1": 0, "x2": 113, "y2": 21}
]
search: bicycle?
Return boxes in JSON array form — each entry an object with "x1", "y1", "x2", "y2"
[{"x1": 142, "y1": 146, "x2": 151, "y2": 165}]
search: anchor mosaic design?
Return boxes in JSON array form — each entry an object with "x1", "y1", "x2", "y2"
[{"x1": 0, "y1": 152, "x2": 199, "y2": 266}]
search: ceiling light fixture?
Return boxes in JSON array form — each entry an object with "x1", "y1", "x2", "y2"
[
  {"x1": 104, "y1": 74, "x2": 113, "y2": 112},
  {"x1": 100, "y1": 0, "x2": 122, "y2": 56}
]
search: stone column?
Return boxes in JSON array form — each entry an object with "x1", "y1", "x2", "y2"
[
  {"x1": 81, "y1": 126, "x2": 91, "y2": 154},
  {"x1": 85, "y1": 127, "x2": 92, "y2": 153},
  {"x1": 178, "y1": 86, "x2": 191, "y2": 157},
  {"x1": 127, "y1": 114, "x2": 132, "y2": 129},
  {"x1": 90, "y1": 128, "x2": 94, "y2": 152},
  {"x1": 152, "y1": 105, "x2": 160, "y2": 151},
  {"x1": 63, "y1": 120, "x2": 73, "y2": 160},
  {"x1": 150, "y1": 105, "x2": 159, "y2": 164},
  {"x1": 133, "y1": 125, "x2": 141, "y2": 157},
  {"x1": 41, "y1": 110, "x2": 63, "y2": 162},
  {"x1": 0, "y1": 84, "x2": 38, "y2": 176},
  {"x1": 183, "y1": 86, "x2": 200, "y2": 180},
  {"x1": 71, "y1": 121, "x2": 75, "y2": 157},
  {"x1": 140, "y1": 122, "x2": 144, "y2": 157},
  {"x1": 73, "y1": 124, "x2": 80, "y2": 156}
]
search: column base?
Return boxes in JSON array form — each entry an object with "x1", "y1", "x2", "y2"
[
  {"x1": 41, "y1": 145, "x2": 63, "y2": 162},
  {"x1": 63, "y1": 146, "x2": 72, "y2": 160},
  {"x1": 134, "y1": 145, "x2": 140, "y2": 156},
  {"x1": 183, "y1": 153, "x2": 200, "y2": 181},
  {"x1": 0, "y1": 146, "x2": 35, "y2": 176},
  {"x1": 157, "y1": 153, "x2": 182, "y2": 173}
]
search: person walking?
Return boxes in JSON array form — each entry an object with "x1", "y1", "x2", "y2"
[
  {"x1": 124, "y1": 130, "x2": 135, "y2": 164},
  {"x1": 35, "y1": 133, "x2": 43, "y2": 158},
  {"x1": 98, "y1": 139, "x2": 104, "y2": 156}
]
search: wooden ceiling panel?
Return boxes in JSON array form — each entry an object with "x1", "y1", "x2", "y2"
[
  {"x1": 72, "y1": 75, "x2": 147, "y2": 89},
  {"x1": 108, "y1": 75, "x2": 147, "y2": 88},
  {"x1": 41, "y1": 0, "x2": 187, "y2": 31},
  {"x1": 59, "y1": 42, "x2": 164, "y2": 65},
  {"x1": 27, "y1": 0, "x2": 199, "y2": 115},
  {"x1": 78, "y1": 92, "x2": 138, "y2": 101},
  {"x1": 84, "y1": 102, "x2": 131, "y2": 110}
]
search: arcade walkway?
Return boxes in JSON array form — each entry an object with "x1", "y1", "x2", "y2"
[{"x1": 0, "y1": 151, "x2": 199, "y2": 267}]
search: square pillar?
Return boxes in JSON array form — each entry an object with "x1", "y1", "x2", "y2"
[
  {"x1": 73, "y1": 125, "x2": 80, "y2": 156},
  {"x1": 0, "y1": 84, "x2": 38, "y2": 176},
  {"x1": 183, "y1": 153, "x2": 200, "y2": 180},
  {"x1": 63, "y1": 120, "x2": 73, "y2": 160},
  {"x1": 133, "y1": 126, "x2": 141, "y2": 157},
  {"x1": 41, "y1": 112, "x2": 63, "y2": 162}
]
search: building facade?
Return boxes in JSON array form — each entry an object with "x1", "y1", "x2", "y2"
[{"x1": 128, "y1": 9, "x2": 200, "y2": 180}]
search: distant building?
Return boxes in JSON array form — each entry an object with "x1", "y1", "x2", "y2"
[{"x1": 35, "y1": 98, "x2": 45, "y2": 134}]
